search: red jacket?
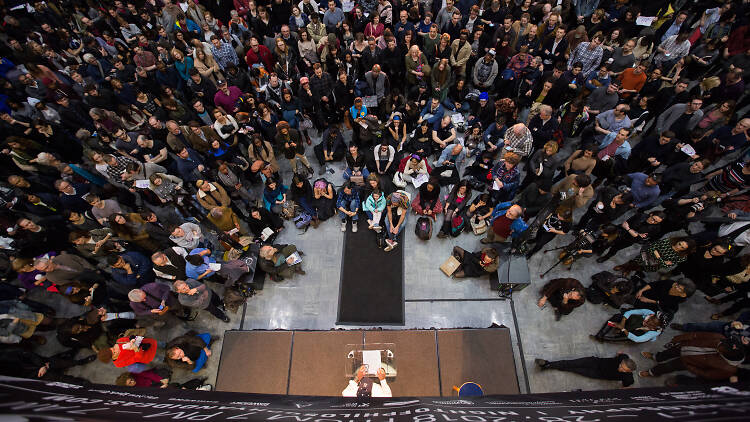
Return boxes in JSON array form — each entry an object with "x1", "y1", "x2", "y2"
[
  {"x1": 112, "y1": 337, "x2": 158, "y2": 368},
  {"x1": 245, "y1": 45, "x2": 274, "y2": 71}
]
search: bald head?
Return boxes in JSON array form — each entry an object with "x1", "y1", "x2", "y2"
[
  {"x1": 512, "y1": 123, "x2": 527, "y2": 136},
  {"x1": 451, "y1": 144, "x2": 463, "y2": 155}
]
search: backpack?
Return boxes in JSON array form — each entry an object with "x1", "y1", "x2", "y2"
[
  {"x1": 415, "y1": 216, "x2": 433, "y2": 240},
  {"x1": 450, "y1": 215, "x2": 465, "y2": 237},
  {"x1": 294, "y1": 212, "x2": 312, "y2": 229}
]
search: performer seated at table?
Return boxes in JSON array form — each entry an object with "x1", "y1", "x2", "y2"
[{"x1": 341, "y1": 364, "x2": 392, "y2": 398}]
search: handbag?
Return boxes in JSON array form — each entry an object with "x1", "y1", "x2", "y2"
[
  {"x1": 393, "y1": 172, "x2": 407, "y2": 188},
  {"x1": 299, "y1": 117, "x2": 313, "y2": 130},
  {"x1": 470, "y1": 215, "x2": 488, "y2": 235}
]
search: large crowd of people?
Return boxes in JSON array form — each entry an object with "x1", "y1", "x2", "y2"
[{"x1": 0, "y1": 0, "x2": 748, "y2": 391}]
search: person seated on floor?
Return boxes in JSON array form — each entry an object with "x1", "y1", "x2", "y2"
[
  {"x1": 342, "y1": 364, "x2": 392, "y2": 398},
  {"x1": 363, "y1": 189, "x2": 386, "y2": 231},
  {"x1": 405, "y1": 120, "x2": 434, "y2": 158},
  {"x1": 535, "y1": 353, "x2": 636, "y2": 387},
  {"x1": 384, "y1": 190, "x2": 411, "y2": 252},
  {"x1": 336, "y1": 182, "x2": 361, "y2": 232},
  {"x1": 592, "y1": 309, "x2": 669, "y2": 343},
  {"x1": 537, "y1": 278, "x2": 586, "y2": 320},
  {"x1": 343, "y1": 143, "x2": 370, "y2": 184},
  {"x1": 630, "y1": 278, "x2": 696, "y2": 314},
  {"x1": 262, "y1": 177, "x2": 289, "y2": 214},
  {"x1": 586, "y1": 271, "x2": 637, "y2": 309},
  {"x1": 394, "y1": 154, "x2": 431, "y2": 188},
  {"x1": 311, "y1": 178, "x2": 337, "y2": 221},
  {"x1": 314, "y1": 125, "x2": 347, "y2": 174},
  {"x1": 115, "y1": 367, "x2": 170, "y2": 388},
  {"x1": 481, "y1": 203, "x2": 527, "y2": 244},
  {"x1": 184, "y1": 247, "x2": 249, "y2": 288},
  {"x1": 372, "y1": 141, "x2": 397, "y2": 177},
  {"x1": 258, "y1": 244, "x2": 305, "y2": 281},
  {"x1": 97, "y1": 334, "x2": 159, "y2": 372},
  {"x1": 246, "y1": 206, "x2": 284, "y2": 242},
  {"x1": 411, "y1": 178, "x2": 443, "y2": 220},
  {"x1": 432, "y1": 143, "x2": 466, "y2": 186},
  {"x1": 165, "y1": 331, "x2": 213, "y2": 373},
  {"x1": 438, "y1": 181, "x2": 473, "y2": 238},
  {"x1": 449, "y1": 246, "x2": 500, "y2": 279}
]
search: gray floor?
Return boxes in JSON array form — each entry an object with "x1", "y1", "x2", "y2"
[{"x1": 28, "y1": 126, "x2": 732, "y2": 394}]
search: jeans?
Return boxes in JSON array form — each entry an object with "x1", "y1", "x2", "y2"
[
  {"x1": 384, "y1": 212, "x2": 407, "y2": 240},
  {"x1": 682, "y1": 321, "x2": 726, "y2": 333},
  {"x1": 338, "y1": 201, "x2": 359, "y2": 221},
  {"x1": 297, "y1": 196, "x2": 316, "y2": 217},
  {"x1": 127, "y1": 363, "x2": 150, "y2": 373},
  {"x1": 343, "y1": 167, "x2": 370, "y2": 181},
  {"x1": 365, "y1": 210, "x2": 383, "y2": 225}
]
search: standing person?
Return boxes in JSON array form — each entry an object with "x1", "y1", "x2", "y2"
[
  {"x1": 537, "y1": 278, "x2": 586, "y2": 320},
  {"x1": 535, "y1": 354, "x2": 636, "y2": 387},
  {"x1": 276, "y1": 120, "x2": 313, "y2": 175},
  {"x1": 567, "y1": 34, "x2": 603, "y2": 77},
  {"x1": 526, "y1": 207, "x2": 573, "y2": 258},
  {"x1": 172, "y1": 279, "x2": 229, "y2": 323},
  {"x1": 639, "y1": 333, "x2": 743, "y2": 381}
]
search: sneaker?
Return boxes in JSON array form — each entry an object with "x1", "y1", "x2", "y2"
[
  {"x1": 341, "y1": 222, "x2": 347, "y2": 232},
  {"x1": 367, "y1": 220, "x2": 374, "y2": 230},
  {"x1": 196, "y1": 384, "x2": 213, "y2": 391},
  {"x1": 385, "y1": 240, "x2": 398, "y2": 251},
  {"x1": 373, "y1": 225, "x2": 382, "y2": 233},
  {"x1": 352, "y1": 223, "x2": 358, "y2": 233},
  {"x1": 534, "y1": 359, "x2": 549, "y2": 369},
  {"x1": 305, "y1": 166, "x2": 314, "y2": 178},
  {"x1": 384, "y1": 240, "x2": 395, "y2": 252}
]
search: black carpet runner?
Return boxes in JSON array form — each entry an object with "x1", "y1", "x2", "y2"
[{"x1": 337, "y1": 218, "x2": 404, "y2": 325}]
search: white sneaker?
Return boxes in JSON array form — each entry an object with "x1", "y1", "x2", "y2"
[
  {"x1": 373, "y1": 225, "x2": 382, "y2": 233},
  {"x1": 352, "y1": 223, "x2": 358, "y2": 233},
  {"x1": 341, "y1": 222, "x2": 347, "y2": 232},
  {"x1": 367, "y1": 220, "x2": 374, "y2": 230},
  {"x1": 383, "y1": 240, "x2": 394, "y2": 252}
]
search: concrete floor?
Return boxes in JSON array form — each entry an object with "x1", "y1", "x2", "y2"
[{"x1": 23, "y1": 126, "x2": 732, "y2": 394}]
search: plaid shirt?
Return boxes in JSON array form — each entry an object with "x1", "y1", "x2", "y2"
[
  {"x1": 210, "y1": 41, "x2": 239, "y2": 70},
  {"x1": 105, "y1": 156, "x2": 136, "y2": 182},
  {"x1": 503, "y1": 127, "x2": 533, "y2": 157},
  {"x1": 568, "y1": 42, "x2": 603, "y2": 76}
]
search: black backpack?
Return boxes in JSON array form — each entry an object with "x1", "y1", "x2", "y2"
[{"x1": 415, "y1": 216, "x2": 433, "y2": 240}]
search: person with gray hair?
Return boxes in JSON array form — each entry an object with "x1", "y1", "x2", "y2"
[
  {"x1": 172, "y1": 279, "x2": 229, "y2": 322},
  {"x1": 258, "y1": 244, "x2": 305, "y2": 281},
  {"x1": 128, "y1": 282, "x2": 185, "y2": 328}
]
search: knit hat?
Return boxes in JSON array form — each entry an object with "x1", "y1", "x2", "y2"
[{"x1": 479, "y1": 92, "x2": 489, "y2": 101}]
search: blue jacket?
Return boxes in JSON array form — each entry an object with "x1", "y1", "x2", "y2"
[
  {"x1": 420, "y1": 103, "x2": 445, "y2": 125},
  {"x1": 185, "y1": 248, "x2": 216, "y2": 280},
  {"x1": 336, "y1": 189, "x2": 361, "y2": 211},
  {"x1": 174, "y1": 148, "x2": 205, "y2": 183},
  {"x1": 111, "y1": 251, "x2": 154, "y2": 287},
  {"x1": 598, "y1": 131, "x2": 631, "y2": 160},
  {"x1": 489, "y1": 201, "x2": 528, "y2": 238},
  {"x1": 623, "y1": 309, "x2": 662, "y2": 343},
  {"x1": 628, "y1": 172, "x2": 660, "y2": 208},
  {"x1": 437, "y1": 144, "x2": 466, "y2": 170}
]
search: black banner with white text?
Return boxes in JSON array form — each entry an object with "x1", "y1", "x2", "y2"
[{"x1": 0, "y1": 377, "x2": 749, "y2": 421}]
